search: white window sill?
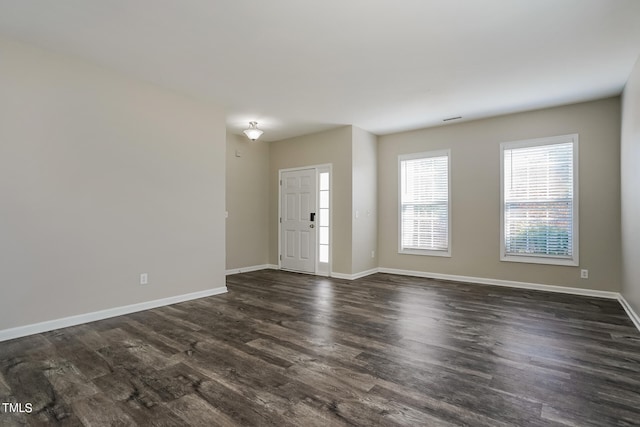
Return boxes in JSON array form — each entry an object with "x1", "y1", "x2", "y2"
[
  {"x1": 399, "y1": 249, "x2": 451, "y2": 257},
  {"x1": 500, "y1": 254, "x2": 578, "y2": 266}
]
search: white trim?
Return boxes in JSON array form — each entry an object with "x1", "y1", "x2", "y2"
[
  {"x1": 499, "y1": 134, "x2": 579, "y2": 266},
  {"x1": 499, "y1": 254, "x2": 578, "y2": 266},
  {"x1": 337, "y1": 267, "x2": 639, "y2": 333},
  {"x1": 4, "y1": 270, "x2": 637, "y2": 343},
  {"x1": 0, "y1": 286, "x2": 228, "y2": 342},
  {"x1": 317, "y1": 166, "x2": 332, "y2": 277},
  {"x1": 278, "y1": 163, "x2": 333, "y2": 174},
  {"x1": 225, "y1": 264, "x2": 278, "y2": 276},
  {"x1": 618, "y1": 294, "x2": 640, "y2": 332},
  {"x1": 397, "y1": 249, "x2": 451, "y2": 257},
  {"x1": 331, "y1": 268, "x2": 380, "y2": 280},
  {"x1": 377, "y1": 267, "x2": 618, "y2": 299}
]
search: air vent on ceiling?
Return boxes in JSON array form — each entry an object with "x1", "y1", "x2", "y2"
[{"x1": 443, "y1": 116, "x2": 462, "y2": 122}]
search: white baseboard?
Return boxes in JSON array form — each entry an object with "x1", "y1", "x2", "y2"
[
  {"x1": 377, "y1": 267, "x2": 620, "y2": 299},
  {"x1": 331, "y1": 268, "x2": 380, "y2": 280},
  {"x1": 4, "y1": 268, "x2": 638, "y2": 343},
  {"x1": 225, "y1": 264, "x2": 278, "y2": 275},
  {"x1": 0, "y1": 286, "x2": 228, "y2": 343},
  {"x1": 377, "y1": 267, "x2": 640, "y2": 332},
  {"x1": 618, "y1": 294, "x2": 640, "y2": 332}
]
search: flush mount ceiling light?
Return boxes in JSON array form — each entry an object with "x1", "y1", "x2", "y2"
[{"x1": 243, "y1": 121, "x2": 263, "y2": 141}]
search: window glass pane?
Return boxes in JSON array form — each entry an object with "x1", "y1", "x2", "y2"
[
  {"x1": 503, "y1": 141, "x2": 574, "y2": 258},
  {"x1": 320, "y1": 190, "x2": 329, "y2": 208},
  {"x1": 319, "y1": 227, "x2": 329, "y2": 245},
  {"x1": 318, "y1": 171, "x2": 330, "y2": 266},
  {"x1": 400, "y1": 154, "x2": 449, "y2": 252},
  {"x1": 319, "y1": 245, "x2": 329, "y2": 263},
  {"x1": 319, "y1": 209, "x2": 329, "y2": 227},
  {"x1": 319, "y1": 172, "x2": 329, "y2": 191}
]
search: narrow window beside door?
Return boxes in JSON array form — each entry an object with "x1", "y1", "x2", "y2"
[{"x1": 318, "y1": 172, "x2": 330, "y2": 263}]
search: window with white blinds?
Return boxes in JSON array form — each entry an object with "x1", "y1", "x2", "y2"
[
  {"x1": 399, "y1": 150, "x2": 451, "y2": 256},
  {"x1": 500, "y1": 134, "x2": 578, "y2": 265}
]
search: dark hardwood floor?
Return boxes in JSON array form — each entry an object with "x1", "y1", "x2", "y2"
[{"x1": 1, "y1": 270, "x2": 639, "y2": 426}]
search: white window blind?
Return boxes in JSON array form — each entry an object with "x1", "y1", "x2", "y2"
[
  {"x1": 502, "y1": 136, "x2": 577, "y2": 264},
  {"x1": 399, "y1": 151, "x2": 450, "y2": 255}
]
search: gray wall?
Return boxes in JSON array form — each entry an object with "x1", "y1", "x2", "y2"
[
  {"x1": 226, "y1": 133, "x2": 270, "y2": 270},
  {"x1": 0, "y1": 38, "x2": 226, "y2": 330},
  {"x1": 268, "y1": 126, "x2": 353, "y2": 275},
  {"x1": 621, "y1": 56, "x2": 640, "y2": 313},
  {"x1": 378, "y1": 97, "x2": 621, "y2": 291},
  {"x1": 352, "y1": 126, "x2": 378, "y2": 274}
]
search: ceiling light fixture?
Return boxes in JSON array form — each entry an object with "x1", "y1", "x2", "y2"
[{"x1": 243, "y1": 121, "x2": 263, "y2": 141}]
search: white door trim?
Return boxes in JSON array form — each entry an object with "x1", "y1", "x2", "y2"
[{"x1": 278, "y1": 164, "x2": 332, "y2": 276}]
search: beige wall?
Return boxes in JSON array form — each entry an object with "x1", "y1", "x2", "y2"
[
  {"x1": 269, "y1": 126, "x2": 353, "y2": 274},
  {"x1": 352, "y1": 126, "x2": 378, "y2": 274},
  {"x1": 226, "y1": 133, "x2": 270, "y2": 270},
  {"x1": 0, "y1": 38, "x2": 226, "y2": 330},
  {"x1": 378, "y1": 97, "x2": 621, "y2": 291},
  {"x1": 621, "y1": 56, "x2": 640, "y2": 313}
]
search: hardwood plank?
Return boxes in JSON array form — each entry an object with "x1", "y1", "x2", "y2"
[
  {"x1": 115, "y1": 399, "x2": 186, "y2": 427},
  {"x1": 165, "y1": 394, "x2": 235, "y2": 427},
  {"x1": 71, "y1": 393, "x2": 136, "y2": 426}
]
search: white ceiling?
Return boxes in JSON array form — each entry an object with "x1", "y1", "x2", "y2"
[{"x1": 1, "y1": 0, "x2": 639, "y2": 141}]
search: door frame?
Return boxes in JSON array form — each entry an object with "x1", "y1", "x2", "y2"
[{"x1": 278, "y1": 164, "x2": 332, "y2": 276}]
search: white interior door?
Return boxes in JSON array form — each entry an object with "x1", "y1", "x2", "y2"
[{"x1": 280, "y1": 169, "x2": 317, "y2": 273}]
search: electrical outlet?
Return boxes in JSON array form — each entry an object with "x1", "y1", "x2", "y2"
[
  {"x1": 140, "y1": 273, "x2": 148, "y2": 285},
  {"x1": 371, "y1": 250, "x2": 375, "y2": 258},
  {"x1": 580, "y1": 269, "x2": 588, "y2": 279}
]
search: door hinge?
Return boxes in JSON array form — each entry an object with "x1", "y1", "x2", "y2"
[
  {"x1": 279, "y1": 254, "x2": 282, "y2": 261},
  {"x1": 279, "y1": 179, "x2": 282, "y2": 185},
  {"x1": 279, "y1": 217, "x2": 282, "y2": 223}
]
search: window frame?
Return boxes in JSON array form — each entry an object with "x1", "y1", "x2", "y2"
[
  {"x1": 499, "y1": 134, "x2": 579, "y2": 266},
  {"x1": 398, "y1": 149, "x2": 452, "y2": 257}
]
